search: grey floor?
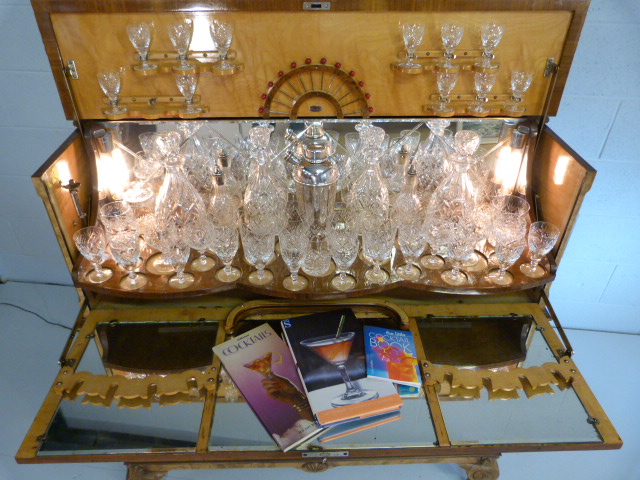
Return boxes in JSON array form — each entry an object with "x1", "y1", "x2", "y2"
[{"x1": 1, "y1": 281, "x2": 639, "y2": 480}]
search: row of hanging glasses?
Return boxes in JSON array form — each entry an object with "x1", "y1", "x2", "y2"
[{"x1": 74, "y1": 119, "x2": 559, "y2": 292}]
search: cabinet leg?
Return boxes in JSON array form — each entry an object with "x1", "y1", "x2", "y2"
[
  {"x1": 461, "y1": 456, "x2": 500, "y2": 480},
  {"x1": 126, "y1": 464, "x2": 168, "y2": 480}
]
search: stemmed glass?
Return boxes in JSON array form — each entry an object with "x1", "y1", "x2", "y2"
[
  {"x1": 520, "y1": 221, "x2": 560, "y2": 278},
  {"x1": 108, "y1": 230, "x2": 147, "y2": 290},
  {"x1": 432, "y1": 67, "x2": 459, "y2": 115},
  {"x1": 397, "y1": 219, "x2": 428, "y2": 281},
  {"x1": 504, "y1": 71, "x2": 534, "y2": 114},
  {"x1": 440, "y1": 216, "x2": 479, "y2": 286},
  {"x1": 399, "y1": 22, "x2": 426, "y2": 69},
  {"x1": 127, "y1": 22, "x2": 157, "y2": 72},
  {"x1": 168, "y1": 19, "x2": 195, "y2": 71},
  {"x1": 188, "y1": 219, "x2": 216, "y2": 272},
  {"x1": 279, "y1": 209, "x2": 311, "y2": 292},
  {"x1": 240, "y1": 223, "x2": 275, "y2": 286},
  {"x1": 441, "y1": 23, "x2": 464, "y2": 68},
  {"x1": 327, "y1": 205, "x2": 360, "y2": 291},
  {"x1": 164, "y1": 244, "x2": 195, "y2": 289},
  {"x1": 73, "y1": 226, "x2": 113, "y2": 283},
  {"x1": 479, "y1": 22, "x2": 504, "y2": 68},
  {"x1": 99, "y1": 201, "x2": 135, "y2": 235},
  {"x1": 97, "y1": 69, "x2": 127, "y2": 116},
  {"x1": 211, "y1": 222, "x2": 242, "y2": 282},
  {"x1": 175, "y1": 73, "x2": 202, "y2": 115},
  {"x1": 420, "y1": 218, "x2": 446, "y2": 270},
  {"x1": 210, "y1": 19, "x2": 234, "y2": 71},
  {"x1": 488, "y1": 237, "x2": 526, "y2": 285},
  {"x1": 362, "y1": 221, "x2": 397, "y2": 284},
  {"x1": 468, "y1": 69, "x2": 498, "y2": 115}
]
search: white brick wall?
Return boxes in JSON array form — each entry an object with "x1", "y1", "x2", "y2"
[{"x1": 0, "y1": 0, "x2": 638, "y2": 332}]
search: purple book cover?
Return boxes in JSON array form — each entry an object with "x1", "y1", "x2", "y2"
[{"x1": 213, "y1": 323, "x2": 322, "y2": 451}]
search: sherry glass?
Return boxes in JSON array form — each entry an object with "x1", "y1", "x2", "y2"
[
  {"x1": 279, "y1": 210, "x2": 311, "y2": 291},
  {"x1": 168, "y1": 19, "x2": 195, "y2": 71},
  {"x1": 520, "y1": 221, "x2": 560, "y2": 278},
  {"x1": 327, "y1": 205, "x2": 359, "y2": 291},
  {"x1": 175, "y1": 73, "x2": 202, "y2": 115},
  {"x1": 362, "y1": 221, "x2": 397, "y2": 284},
  {"x1": 127, "y1": 22, "x2": 157, "y2": 72},
  {"x1": 399, "y1": 22, "x2": 426, "y2": 70},
  {"x1": 164, "y1": 244, "x2": 195, "y2": 289},
  {"x1": 73, "y1": 226, "x2": 113, "y2": 283},
  {"x1": 109, "y1": 230, "x2": 147, "y2": 290},
  {"x1": 479, "y1": 22, "x2": 504, "y2": 68},
  {"x1": 97, "y1": 69, "x2": 127, "y2": 116},
  {"x1": 488, "y1": 237, "x2": 526, "y2": 286},
  {"x1": 211, "y1": 222, "x2": 242, "y2": 282},
  {"x1": 188, "y1": 219, "x2": 216, "y2": 272},
  {"x1": 397, "y1": 219, "x2": 428, "y2": 281},
  {"x1": 301, "y1": 331, "x2": 378, "y2": 407},
  {"x1": 100, "y1": 201, "x2": 135, "y2": 235},
  {"x1": 432, "y1": 67, "x2": 459, "y2": 115},
  {"x1": 210, "y1": 19, "x2": 234, "y2": 71},
  {"x1": 504, "y1": 70, "x2": 534, "y2": 114},
  {"x1": 240, "y1": 223, "x2": 275, "y2": 286},
  {"x1": 468, "y1": 68, "x2": 498, "y2": 115},
  {"x1": 441, "y1": 23, "x2": 464, "y2": 68}
]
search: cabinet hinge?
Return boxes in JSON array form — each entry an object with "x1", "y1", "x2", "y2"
[
  {"x1": 64, "y1": 60, "x2": 79, "y2": 79},
  {"x1": 544, "y1": 58, "x2": 559, "y2": 77}
]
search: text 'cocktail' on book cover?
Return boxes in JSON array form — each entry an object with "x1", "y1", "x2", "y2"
[
  {"x1": 212, "y1": 323, "x2": 323, "y2": 452},
  {"x1": 281, "y1": 308, "x2": 402, "y2": 427},
  {"x1": 364, "y1": 325, "x2": 422, "y2": 387}
]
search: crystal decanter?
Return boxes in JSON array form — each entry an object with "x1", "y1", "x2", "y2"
[
  {"x1": 413, "y1": 119, "x2": 453, "y2": 203},
  {"x1": 209, "y1": 165, "x2": 241, "y2": 227}
]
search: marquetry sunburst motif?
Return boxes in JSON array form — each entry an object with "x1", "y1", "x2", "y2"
[{"x1": 260, "y1": 60, "x2": 371, "y2": 119}]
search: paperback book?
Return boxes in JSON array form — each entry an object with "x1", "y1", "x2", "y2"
[
  {"x1": 364, "y1": 325, "x2": 421, "y2": 387},
  {"x1": 281, "y1": 308, "x2": 403, "y2": 427},
  {"x1": 212, "y1": 323, "x2": 323, "y2": 452},
  {"x1": 318, "y1": 410, "x2": 402, "y2": 443}
]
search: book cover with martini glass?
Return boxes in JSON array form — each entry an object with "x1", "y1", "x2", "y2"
[
  {"x1": 281, "y1": 308, "x2": 402, "y2": 427},
  {"x1": 212, "y1": 323, "x2": 324, "y2": 452}
]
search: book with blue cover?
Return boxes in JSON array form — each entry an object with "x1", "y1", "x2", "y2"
[{"x1": 364, "y1": 325, "x2": 422, "y2": 387}]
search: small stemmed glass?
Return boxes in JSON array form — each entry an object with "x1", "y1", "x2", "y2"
[
  {"x1": 504, "y1": 71, "x2": 534, "y2": 114},
  {"x1": 398, "y1": 22, "x2": 426, "y2": 70},
  {"x1": 488, "y1": 237, "x2": 526, "y2": 286},
  {"x1": 175, "y1": 73, "x2": 202, "y2": 115},
  {"x1": 241, "y1": 223, "x2": 275, "y2": 286},
  {"x1": 479, "y1": 22, "x2": 504, "y2": 68},
  {"x1": 397, "y1": 219, "x2": 428, "y2": 281},
  {"x1": 441, "y1": 23, "x2": 464, "y2": 68},
  {"x1": 520, "y1": 221, "x2": 560, "y2": 278},
  {"x1": 168, "y1": 19, "x2": 195, "y2": 71},
  {"x1": 100, "y1": 201, "x2": 135, "y2": 235},
  {"x1": 327, "y1": 204, "x2": 359, "y2": 291},
  {"x1": 188, "y1": 219, "x2": 216, "y2": 272},
  {"x1": 127, "y1": 22, "x2": 158, "y2": 72},
  {"x1": 108, "y1": 230, "x2": 147, "y2": 290},
  {"x1": 279, "y1": 210, "x2": 311, "y2": 292},
  {"x1": 362, "y1": 221, "x2": 397, "y2": 285},
  {"x1": 420, "y1": 218, "x2": 446, "y2": 270},
  {"x1": 432, "y1": 67, "x2": 459, "y2": 115},
  {"x1": 97, "y1": 69, "x2": 127, "y2": 116},
  {"x1": 164, "y1": 244, "x2": 195, "y2": 289},
  {"x1": 210, "y1": 19, "x2": 235, "y2": 71},
  {"x1": 468, "y1": 69, "x2": 498, "y2": 115},
  {"x1": 73, "y1": 226, "x2": 113, "y2": 283},
  {"x1": 211, "y1": 222, "x2": 242, "y2": 283}
]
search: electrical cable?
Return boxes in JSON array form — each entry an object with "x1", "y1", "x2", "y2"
[{"x1": 0, "y1": 302, "x2": 72, "y2": 331}]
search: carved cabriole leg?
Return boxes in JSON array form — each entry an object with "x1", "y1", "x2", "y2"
[
  {"x1": 126, "y1": 464, "x2": 168, "y2": 480},
  {"x1": 461, "y1": 456, "x2": 500, "y2": 480}
]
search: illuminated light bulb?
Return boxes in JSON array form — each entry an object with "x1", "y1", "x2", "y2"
[
  {"x1": 98, "y1": 148, "x2": 130, "y2": 199},
  {"x1": 554, "y1": 154, "x2": 570, "y2": 185},
  {"x1": 56, "y1": 160, "x2": 71, "y2": 185}
]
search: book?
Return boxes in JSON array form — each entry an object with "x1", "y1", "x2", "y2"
[
  {"x1": 281, "y1": 308, "x2": 403, "y2": 427},
  {"x1": 318, "y1": 410, "x2": 402, "y2": 443},
  {"x1": 212, "y1": 323, "x2": 324, "y2": 452},
  {"x1": 364, "y1": 325, "x2": 422, "y2": 387}
]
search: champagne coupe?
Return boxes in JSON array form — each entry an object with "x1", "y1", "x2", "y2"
[
  {"x1": 73, "y1": 226, "x2": 113, "y2": 283},
  {"x1": 97, "y1": 69, "x2": 127, "y2": 115},
  {"x1": 210, "y1": 19, "x2": 234, "y2": 71},
  {"x1": 399, "y1": 22, "x2": 426, "y2": 69},
  {"x1": 175, "y1": 73, "x2": 202, "y2": 115},
  {"x1": 127, "y1": 22, "x2": 157, "y2": 71},
  {"x1": 109, "y1": 230, "x2": 147, "y2": 290},
  {"x1": 504, "y1": 70, "x2": 534, "y2": 114},
  {"x1": 397, "y1": 220, "x2": 428, "y2": 281},
  {"x1": 432, "y1": 67, "x2": 459, "y2": 115},
  {"x1": 168, "y1": 19, "x2": 195, "y2": 71},
  {"x1": 520, "y1": 221, "x2": 560, "y2": 278},
  {"x1": 488, "y1": 237, "x2": 526, "y2": 285},
  {"x1": 164, "y1": 244, "x2": 195, "y2": 289},
  {"x1": 188, "y1": 219, "x2": 216, "y2": 272},
  {"x1": 301, "y1": 331, "x2": 378, "y2": 407},
  {"x1": 211, "y1": 222, "x2": 242, "y2": 282},
  {"x1": 327, "y1": 205, "x2": 359, "y2": 291},
  {"x1": 468, "y1": 68, "x2": 498, "y2": 115},
  {"x1": 240, "y1": 223, "x2": 275, "y2": 286},
  {"x1": 441, "y1": 23, "x2": 464, "y2": 68},
  {"x1": 362, "y1": 222, "x2": 397, "y2": 284},
  {"x1": 479, "y1": 22, "x2": 504, "y2": 68},
  {"x1": 279, "y1": 209, "x2": 311, "y2": 292}
]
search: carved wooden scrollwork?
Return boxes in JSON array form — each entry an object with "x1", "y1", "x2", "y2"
[
  {"x1": 461, "y1": 456, "x2": 500, "y2": 480},
  {"x1": 301, "y1": 458, "x2": 330, "y2": 473},
  {"x1": 126, "y1": 464, "x2": 168, "y2": 480}
]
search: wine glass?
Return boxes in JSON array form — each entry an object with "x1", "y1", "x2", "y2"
[
  {"x1": 488, "y1": 236, "x2": 526, "y2": 285},
  {"x1": 210, "y1": 19, "x2": 234, "y2": 71},
  {"x1": 362, "y1": 222, "x2": 397, "y2": 284},
  {"x1": 240, "y1": 223, "x2": 275, "y2": 285},
  {"x1": 164, "y1": 244, "x2": 195, "y2": 289},
  {"x1": 399, "y1": 22, "x2": 426, "y2": 69},
  {"x1": 73, "y1": 226, "x2": 113, "y2": 283},
  {"x1": 490, "y1": 194, "x2": 530, "y2": 245},
  {"x1": 108, "y1": 230, "x2": 147, "y2": 290},
  {"x1": 127, "y1": 22, "x2": 157, "y2": 72},
  {"x1": 188, "y1": 219, "x2": 216, "y2": 272},
  {"x1": 97, "y1": 69, "x2": 127, "y2": 116},
  {"x1": 440, "y1": 216, "x2": 479, "y2": 286},
  {"x1": 468, "y1": 69, "x2": 498, "y2": 115},
  {"x1": 420, "y1": 218, "x2": 446, "y2": 270},
  {"x1": 168, "y1": 19, "x2": 195, "y2": 71},
  {"x1": 432, "y1": 67, "x2": 459, "y2": 115},
  {"x1": 279, "y1": 209, "x2": 311, "y2": 291},
  {"x1": 99, "y1": 201, "x2": 135, "y2": 235},
  {"x1": 520, "y1": 221, "x2": 560, "y2": 278},
  {"x1": 327, "y1": 205, "x2": 359, "y2": 291},
  {"x1": 441, "y1": 23, "x2": 464, "y2": 68},
  {"x1": 175, "y1": 73, "x2": 202, "y2": 115},
  {"x1": 211, "y1": 222, "x2": 242, "y2": 282},
  {"x1": 397, "y1": 220, "x2": 428, "y2": 281},
  {"x1": 504, "y1": 70, "x2": 534, "y2": 114},
  {"x1": 479, "y1": 22, "x2": 504, "y2": 68}
]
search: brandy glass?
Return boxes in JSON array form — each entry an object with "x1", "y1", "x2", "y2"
[
  {"x1": 479, "y1": 22, "x2": 504, "y2": 68},
  {"x1": 108, "y1": 230, "x2": 147, "y2": 290},
  {"x1": 127, "y1": 22, "x2": 157, "y2": 71},
  {"x1": 73, "y1": 226, "x2": 113, "y2": 283},
  {"x1": 164, "y1": 244, "x2": 195, "y2": 289},
  {"x1": 399, "y1": 22, "x2": 426, "y2": 69},
  {"x1": 397, "y1": 219, "x2": 428, "y2": 281},
  {"x1": 468, "y1": 69, "x2": 498, "y2": 115},
  {"x1": 327, "y1": 205, "x2": 359, "y2": 291},
  {"x1": 240, "y1": 223, "x2": 275, "y2": 286},
  {"x1": 211, "y1": 222, "x2": 242, "y2": 282},
  {"x1": 210, "y1": 19, "x2": 234, "y2": 71},
  {"x1": 504, "y1": 70, "x2": 534, "y2": 114},
  {"x1": 520, "y1": 221, "x2": 560, "y2": 278},
  {"x1": 362, "y1": 221, "x2": 397, "y2": 284},
  {"x1": 488, "y1": 236, "x2": 526, "y2": 286},
  {"x1": 441, "y1": 23, "x2": 464, "y2": 68},
  {"x1": 279, "y1": 210, "x2": 311, "y2": 292},
  {"x1": 175, "y1": 73, "x2": 202, "y2": 115},
  {"x1": 168, "y1": 19, "x2": 195, "y2": 71},
  {"x1": 97, "y1": 69, "x2": 127, "y2": 115},
  {"x1": 432, "y1": 68, "x2": 459, "y2": 114},
  {"x1": 301, "y1": 332, "x2": 378, "y2": 407}
]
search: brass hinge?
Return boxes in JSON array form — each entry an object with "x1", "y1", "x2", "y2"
[
  {"x1": 64, "y1": 60, "x2": 79, "y2": 79},
  {"x1": 544, "y1": 58, "x2": 559, "y2": 77}
]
